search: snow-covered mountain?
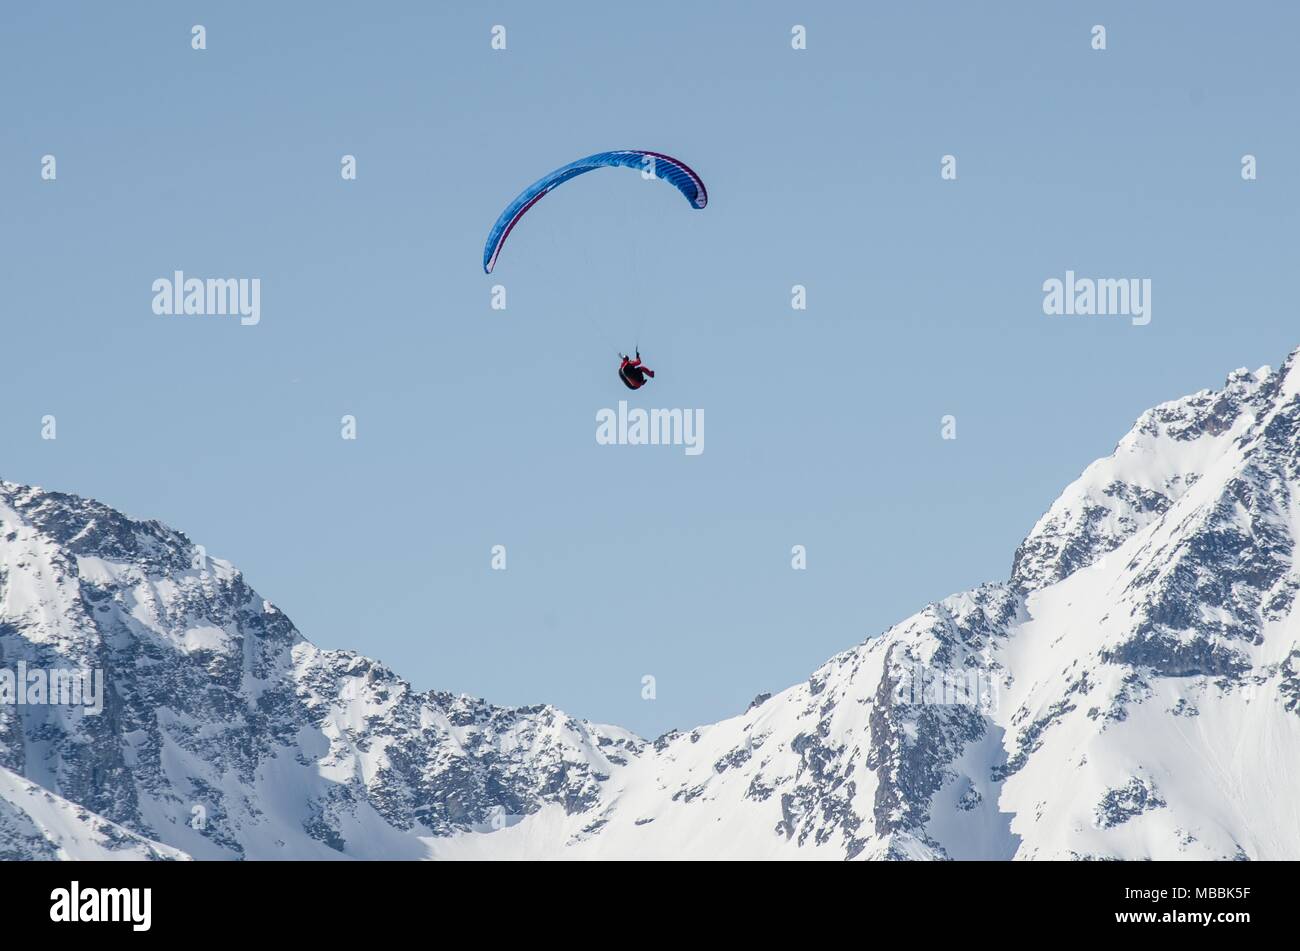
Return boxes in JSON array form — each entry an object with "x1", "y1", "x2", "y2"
[{"x1": 4, "y1": 347, "x2": 1300, "y2": 860}]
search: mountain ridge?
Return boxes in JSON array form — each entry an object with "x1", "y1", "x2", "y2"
[{"x1": 3, "y1": 347, "x2": 1299, "y2": 859}]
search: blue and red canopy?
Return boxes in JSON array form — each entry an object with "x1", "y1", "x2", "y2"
[{"x1": 482, "y1": 150, "x2": 708, "y2": 273}]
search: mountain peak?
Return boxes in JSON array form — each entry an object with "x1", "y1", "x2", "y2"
[{"x1": 1010, "y1": 359, "x2": 1281, "y2": 593}]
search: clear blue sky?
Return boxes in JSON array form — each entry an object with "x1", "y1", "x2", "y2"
[{"x1": 3, "y1": 3, "x2": 1297, "y2": 738}]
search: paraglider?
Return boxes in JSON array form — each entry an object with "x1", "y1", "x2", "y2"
[
  {"x1": 483, "y1": 150, "x2": 706, "y2": 391},
  {"x1": 482, "y1": 149, "x2": 707, "y2": 274},
  {"x1": 618, "y1": 351, "x2": 655, "y2": 390}
]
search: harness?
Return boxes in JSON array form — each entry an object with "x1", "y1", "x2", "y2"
[{"x1": 619, "y1": 365, "x2": 645, "y2": 390}]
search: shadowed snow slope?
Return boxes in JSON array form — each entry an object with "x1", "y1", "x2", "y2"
[
  {"x1": 0, "y1": 765, "x2": 187, "y2": 860},
  {"x1": 4, "y1": 348, "x2": 1300, "y2": 859}
]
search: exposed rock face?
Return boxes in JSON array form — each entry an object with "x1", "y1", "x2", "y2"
[{"x1": 4, "y1": 349, "x2": 1300, "y2": 860}]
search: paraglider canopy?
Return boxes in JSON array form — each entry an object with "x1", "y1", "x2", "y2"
[{"x1": 482, "y1": 150, "x2": 707, "y2": 273}]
